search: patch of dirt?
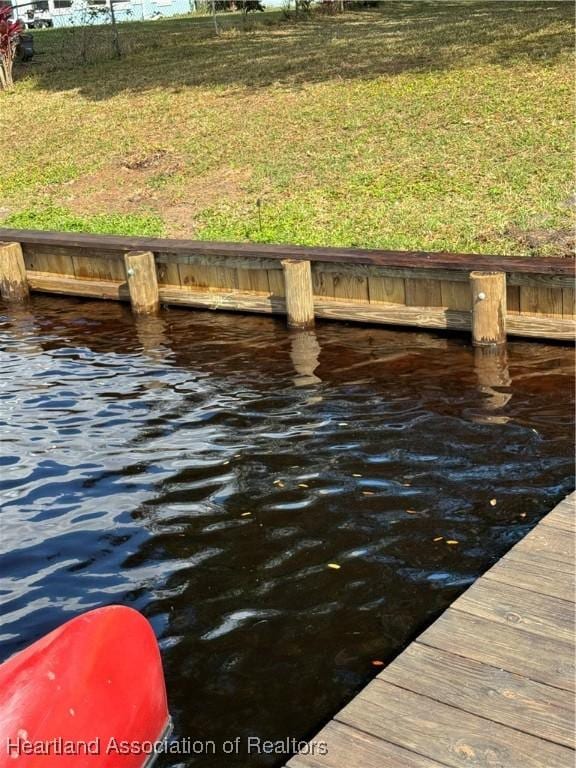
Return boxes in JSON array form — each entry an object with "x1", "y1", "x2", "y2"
[
  {"x1": 62, "y1": 154, "x2": 252, "y2": 236},
  {"x1": 121, "y1": 149, "x2": 169, "y2": 171},
  {"x1": 502, "y1": 225, "x2": 575, "y2": 258},
  {"x1": 480, "y1": 224, "x2": 575, "y2": 258}
]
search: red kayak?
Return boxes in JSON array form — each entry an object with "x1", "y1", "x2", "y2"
[{"x1": 0, "y1": 606, "x2": 171, "y2": 767}]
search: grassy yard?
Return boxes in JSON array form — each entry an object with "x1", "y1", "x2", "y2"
[{"x1": 1, "y1": 2, "x2": 573, "y2": 255}]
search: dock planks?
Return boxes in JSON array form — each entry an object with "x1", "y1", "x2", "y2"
[{"x1": 288, "y1": 492, "x2": 575, "y2": 768}]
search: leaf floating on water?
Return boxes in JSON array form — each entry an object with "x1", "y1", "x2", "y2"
[
  {"x1": 489, "y1": 498, "x2": 497, "y2": 506},
  {"x1": 433, "y1": 536, "x2": 443, "y2": 542},
  {"x1": 327, "y1": 563, "x2": 341, "y2": 570},
  {"x1": 446, "y1": 540, "x2": 459, "y2": 545},
  {"x1": 338, "y1": 422, "x2": 348, "y2": 426},
  {"x1": 406, "y1": 509, "x2": 418, "y2": 514},
  {"x1": 520, "y1": 512, "x2": 527, "y2": 518},
  {"x1": 371, "y1": 660, "x2": 385, "y2": 667},
  {"x1": 298, "y1": 483, "x2": 309, "y2": 488},
  {"x1": 362, "y1": 491, "x2": 375, "y2": 496},
  {"x1": 352, "y1": 473, "x2": 363, "y2": 477},
  {"x1": 241, "y1": 512, "x2": 252, "y2": 517},
  {"x1": 273, "y1": 479, "x2": 285, "y2": 488}
]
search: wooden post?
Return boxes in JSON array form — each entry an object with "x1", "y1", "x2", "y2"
[
  {"x1": 470, "y1": 271, "x2": 507, "y2": 346},
  {"x1": 0, "y1": 242, "x2": 29, "y2": 302},
  {"x1": 281, "y1": 259, "x2": 315, "y2": 329},
  {"x1": 124, "y1": 250, "x2": 160, "y2": 315}
]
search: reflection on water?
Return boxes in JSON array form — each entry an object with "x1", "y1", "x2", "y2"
[
  {"x1": 472, "y1": 346, "x2": 512, "y2": 423},
  {"x1": 0, "y1": 296, "x2": 574, "y2": 767},
  {"x1": 289, "y1": 330, "x2": 322, "y2": 387}
]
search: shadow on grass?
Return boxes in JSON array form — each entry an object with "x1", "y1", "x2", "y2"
[{"x1": 17, "y1": 1, "x2": 574, "y2": 100}]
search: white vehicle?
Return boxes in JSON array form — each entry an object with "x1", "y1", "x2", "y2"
[{"x1": 23, "y1": 1, "x2": 54, "y2": 28}]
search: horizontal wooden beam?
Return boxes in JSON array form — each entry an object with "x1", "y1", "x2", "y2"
[
  {"x1": 314, "y1": 299, "x2": 471, "y2": 331},
  {"x1": 159, "y1": 286, "x2": 286, "y2": 315},
  {"x1": 3, "y1": 228, "x2": 573, "y2": 275},
  {"x1": 506, "y1": 314, "x2": 576, "y2": 341},
  {"x1": 156, "y1": 252, "x2": 282, "y2": 271},
  {"x1": 28, "y1": 273, "x2": 129, "y2": 300}
]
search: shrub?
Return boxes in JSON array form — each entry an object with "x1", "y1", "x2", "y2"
[{"x1": 0, "y1": 4, "x2": 23, "y2": 89}]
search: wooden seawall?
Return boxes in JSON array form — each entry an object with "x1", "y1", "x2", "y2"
[
  {"x1": 0, "y1": 229, "x2": 574, "y2": 343},
  {"x1": 288, "y1": 492, "x2": 575, "y2": 768}
]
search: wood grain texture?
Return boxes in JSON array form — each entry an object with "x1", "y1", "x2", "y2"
[
  {"x1": 470, "y1": 270, "x2": 507, "y2": 345},
  {"x1": 237, "y1": 267, "x2": 271, "y2": 294},
  {"x1": 508, "y1": 273, "x2": 574, "y2": 289},
  {"x1": 543, "y1": 496, "x2": 575, "y2": 532},
  {"x1": 332, "y1": 272, "x2": 369, "y2": 302},
  {"x1": 562, "y1": 288, "x2": 575, "y2": 318},
  {"x1": 440, "y1": 280, "x2": 471, "y2": 310},
  {"x1": 22, "y1": 242, "x2": 122, "y2": 265},
  {"x1": 453, "y1": 579, "x2": 574, "y2": 643},
  {"x1": 405, "y1": 277, "x2": 442, "y2": 307},
  {"x1": 156, "y1": 251, "x2": 281, "y2": 271},
  {"x1": 282, "y1": 259, "x2": 315, "y2": 328},
  {"x1": 267, "y1": 269, "x2": 285, "y2": 297},
  {"x1": 156, "y1": 261, "x2": 181, "y2": 286},
  {"x1": 28, "y1": 273, "x2": 129, "y2": 300},
  {"x1": 521, "y1": 524, "x2": 575, "y2": 565},
  {"x1": 22, "y1": 245, "x2": 76, "y2": 278},
  {"x1": 367, "y1": 275, "x2": 406, "y2": 304},
  {"x1": 520, "y1": 286, "x2": 564, "y2": 317},
  {"x1": 313, "y1": 300, "x2": 471, "y2": 331},
  {"x1": 177, "y1": 263, "x2": 213, "y2": 290},
  {"x1": 507, "y1": 284, "x2": 521, "y2": 312},
  {"x1": 419, "y1": 609, "x2": 575, "y2": 692},
  {"x1": 288, "y1": 721, "x2": 446, "y2": 768},
  {"x1": 0, "y1": 242, "x2": 29, "y2": 302},
  {"x1": 311, "y1": 269, "x2": 335, "y2": 298},
  {"x1": 337, "y1": 679, "x2": 572, "y2": 768},
  {"x1": 124, "y1": 251, "x2": 159, "y2": 315},
  {"x1": 72, "y1": 254, "x2": 125, "y2": 282},
  {"x1": 485, "y1": 557, "x2": 574, "y2": 601},
  {"x1": 159, "y1": 286, "x2": 286, "y2": 315},
  {"x1": 380, "y1": 642, "x2": 575, "y2": 747},
  {"x1": 505, "y1": 313, "x2": 575, "y2": 340},
  {"x1": 505, "y1": 548, "x2": 576, "y2": 577}
]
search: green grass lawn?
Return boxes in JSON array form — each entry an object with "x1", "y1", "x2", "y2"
[{"x1": 1, "y1": 2, "x2": 574, "y2": 255}]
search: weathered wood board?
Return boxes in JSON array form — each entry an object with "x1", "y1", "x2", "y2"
[{"x1": 286, "y1": 492, "x2": 576, "y2": 768}]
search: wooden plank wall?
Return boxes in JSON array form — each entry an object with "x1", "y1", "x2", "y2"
[{"x1": 12, "y1": 240, "x2": 576, "y2": 341}]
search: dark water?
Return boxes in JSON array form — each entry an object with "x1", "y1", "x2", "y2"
[{"x1": 0, "y1": 296, "x2": 574, "y2": 767}]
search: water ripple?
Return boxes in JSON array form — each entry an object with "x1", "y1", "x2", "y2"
[{"x1": 0, "y1": 298, "x2": 573, "y2": 768}]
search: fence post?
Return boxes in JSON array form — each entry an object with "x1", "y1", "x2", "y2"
[
  {"x1": 124, "y1": 251, "x2": 160, "y2": 315},
  {"x1": 0, "y1": 242, "x2": 29, "y2": 302},
  {"x1": 470, "y1": 271, "x2": 507, "y2": 346},
  {"x1": 281, "y1": 259, "x2": 315, "y2": 329}
]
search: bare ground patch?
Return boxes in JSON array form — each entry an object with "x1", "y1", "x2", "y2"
[{"x1": 62, "y1": 153, "x2": 252, "y2": 237}]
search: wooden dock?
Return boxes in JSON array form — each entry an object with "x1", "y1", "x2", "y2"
[{"x1": 288, "y1": 492, "x2": 575, "y2": 768}]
